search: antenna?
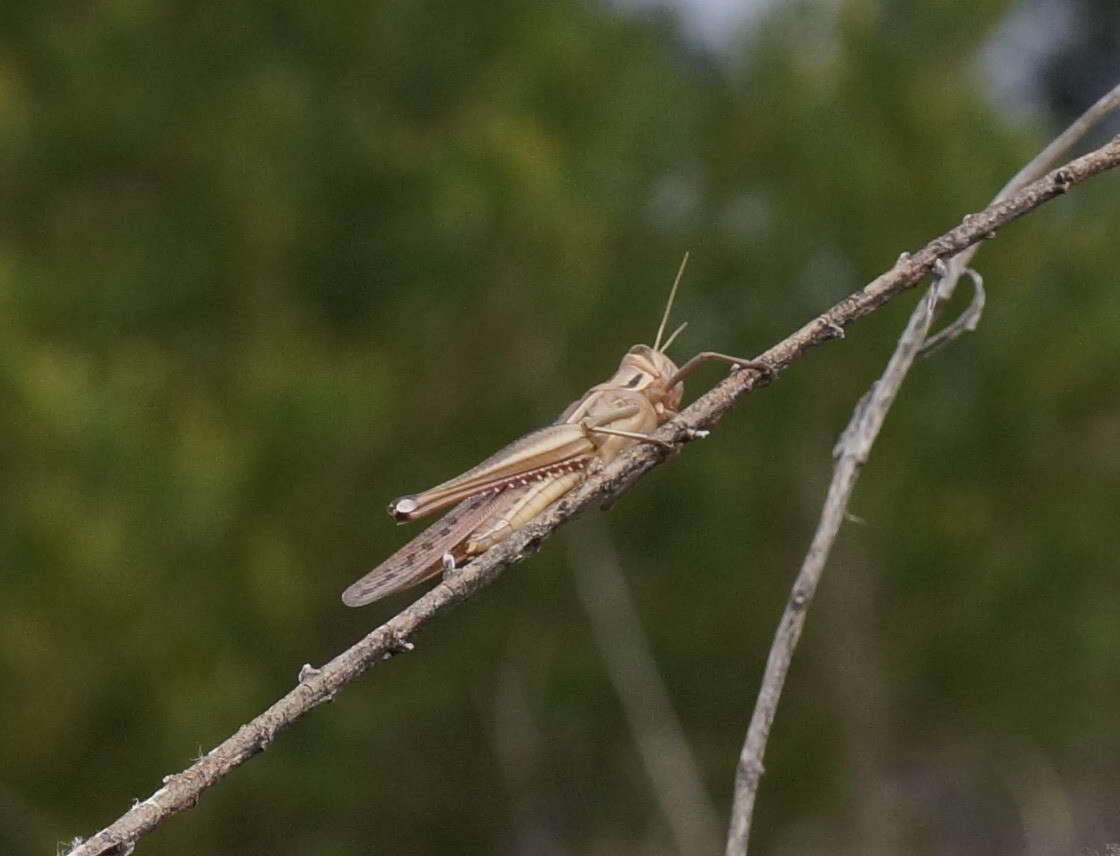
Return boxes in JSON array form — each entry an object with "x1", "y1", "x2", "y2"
[
  {"x1": 660, "y1": 321, "x2": 688, "y2": 352},
  {"x1": 654, "y1": 252, "x2": 689, "y2": 351}
]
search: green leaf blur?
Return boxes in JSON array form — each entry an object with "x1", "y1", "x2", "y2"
[{"x1": 1, "y1": 1, "x2": 1117, "y2": 854}]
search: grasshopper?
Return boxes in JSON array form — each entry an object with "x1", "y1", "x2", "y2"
[{"x1": 342, "y1": 257, "x2": 770, "y2": 606}]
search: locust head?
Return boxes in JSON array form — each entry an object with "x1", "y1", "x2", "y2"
[
  {"x1": 614, "y1": 344, "x2": 684, "y2": 415},
  {"x1": 604, "y1": 254, "x2": 772, "y2": 421}
]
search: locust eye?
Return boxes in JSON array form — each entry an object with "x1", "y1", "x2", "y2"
[{"x1": 624, "y1": 374, "x2": 643, "y2": 389}]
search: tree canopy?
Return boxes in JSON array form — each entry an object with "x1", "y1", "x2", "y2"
[{"x1": 2, "y1": 2, "x2": 1117, "y2": 854}]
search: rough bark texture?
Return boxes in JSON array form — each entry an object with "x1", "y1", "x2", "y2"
[{"x1": 66, "y1": 135, "x2": 1120, "y2": 856}]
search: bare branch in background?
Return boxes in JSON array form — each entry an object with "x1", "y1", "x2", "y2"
[
  {"x1": 723, "y1": 86, "x2": 1120, "y2": 856},
  {"x1": 917, "y1": 267, "x2": 985, "y2": 359},
  {"x1": 724, "y1": 268, "x2": 945, "y2": 856},
  {"x1": 488, "y1": 655, "x2": 565, "y2": 856},
  {"x1": 568, "y1": 520, "x2": 721, "y2": 856},
  {"x1": 65, "y1": 133, "x2": 1120, "y2": 856},
  {"x1": 944, "y1": 81, "x2": 1120, "y2": 299}
]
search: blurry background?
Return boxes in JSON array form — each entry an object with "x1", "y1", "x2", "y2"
[{"x1": 2, "y1": 1, "x2": 1118, "y2": 854}]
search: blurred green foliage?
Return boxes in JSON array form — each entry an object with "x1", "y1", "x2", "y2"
[{"x1": 1, "y1": 1, "x2": 1118, "y2": 854}]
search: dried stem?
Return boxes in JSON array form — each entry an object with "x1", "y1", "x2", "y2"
[
  {"x1": 65, "y1": 135, "x2": 1120, "y2": 856},
  {"x1": 943, "y1": 81, "x2": 1120, "y2": 299},
  {"x1": 568, "y1": 520, "x2": 721, "y2": 856},
  {"x1": 724, "y1": 273, "x2": 943, "y2": 856},
  {"x1": 723, "y1": 92, "x2": 1120, "y2": 856}
]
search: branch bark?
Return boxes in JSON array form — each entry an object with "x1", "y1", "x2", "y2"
[
  {"x1": 65, "y1": 134, "x2": 1120, "y2": 856},
  {"x1": 724, "y1": 271, "x2": 944, "y2": 856},
  {"x1": 723, "y1": 87, "x2": 1120, "y2": 856}
]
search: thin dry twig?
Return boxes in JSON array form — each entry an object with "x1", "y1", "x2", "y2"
[
  {"x1": 943, "y1": 81, "x2": 1120, "y2": 298},
  {"x1": 568, "y1": 520, "x2": 721, "y2": 856},
  {"x1": 488, "y1": 656, "x2": 563, "y2": 854},
  {"x1": 724, "y1": 268, "x2": 945, "y2": 856},
  {"x1": 997, "y1": 82, "x2": 1120, "y2": 204},
  {"x1": 65, "y1": 135, "x2": 1120, "y2": 856},
  {"x1": 723, "y1": 90, "x2": 1120, "y2": 856},
  {"x1": 917, "y1": 267, "x2": 985, "y2": 358}
]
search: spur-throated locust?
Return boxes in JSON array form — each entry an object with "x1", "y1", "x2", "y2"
[{"x1": 342, "y1": 257, "x2": 769, "y2": 606}]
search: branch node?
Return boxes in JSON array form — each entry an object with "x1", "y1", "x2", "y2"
[
  {"x1": 956, "y1": 217, "x2": 998, "y2": 242},
  {"x1": 296, "y1": 663, "x2": 340, "y2": 704},
  {"x1": 736, "y1": 757, "x2": 765, "y2": 788},
  {"x1": 1053, "y1": 167, "x2": 1073, "y2": 191},
  {"x1": 381, "y1": 631, "x2": 415, "y2": 660},
  {"x1": 257, "y1": 722, "x2": 279, "y2": 750}
]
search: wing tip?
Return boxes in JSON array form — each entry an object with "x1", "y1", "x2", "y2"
[
  {"x1": 388, "y1": 494, "x2": 419, "y2": 521},
  {"x1": 340, "y1": 586, "x2": 368, "y2": 608},
  {"x1": 340, "y1": 569, "x2": 412, "y2": 608}
]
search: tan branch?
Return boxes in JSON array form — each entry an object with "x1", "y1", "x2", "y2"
[
  {"x1": 725, "y1": 271, "x2": 944, "y2": 856},
  {"x1": 723, "y1": 91, "x2": 1120, "y2": 856},
  {"x1": 65, "y1": 134, "x2": 1120, "y2": 856}
]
